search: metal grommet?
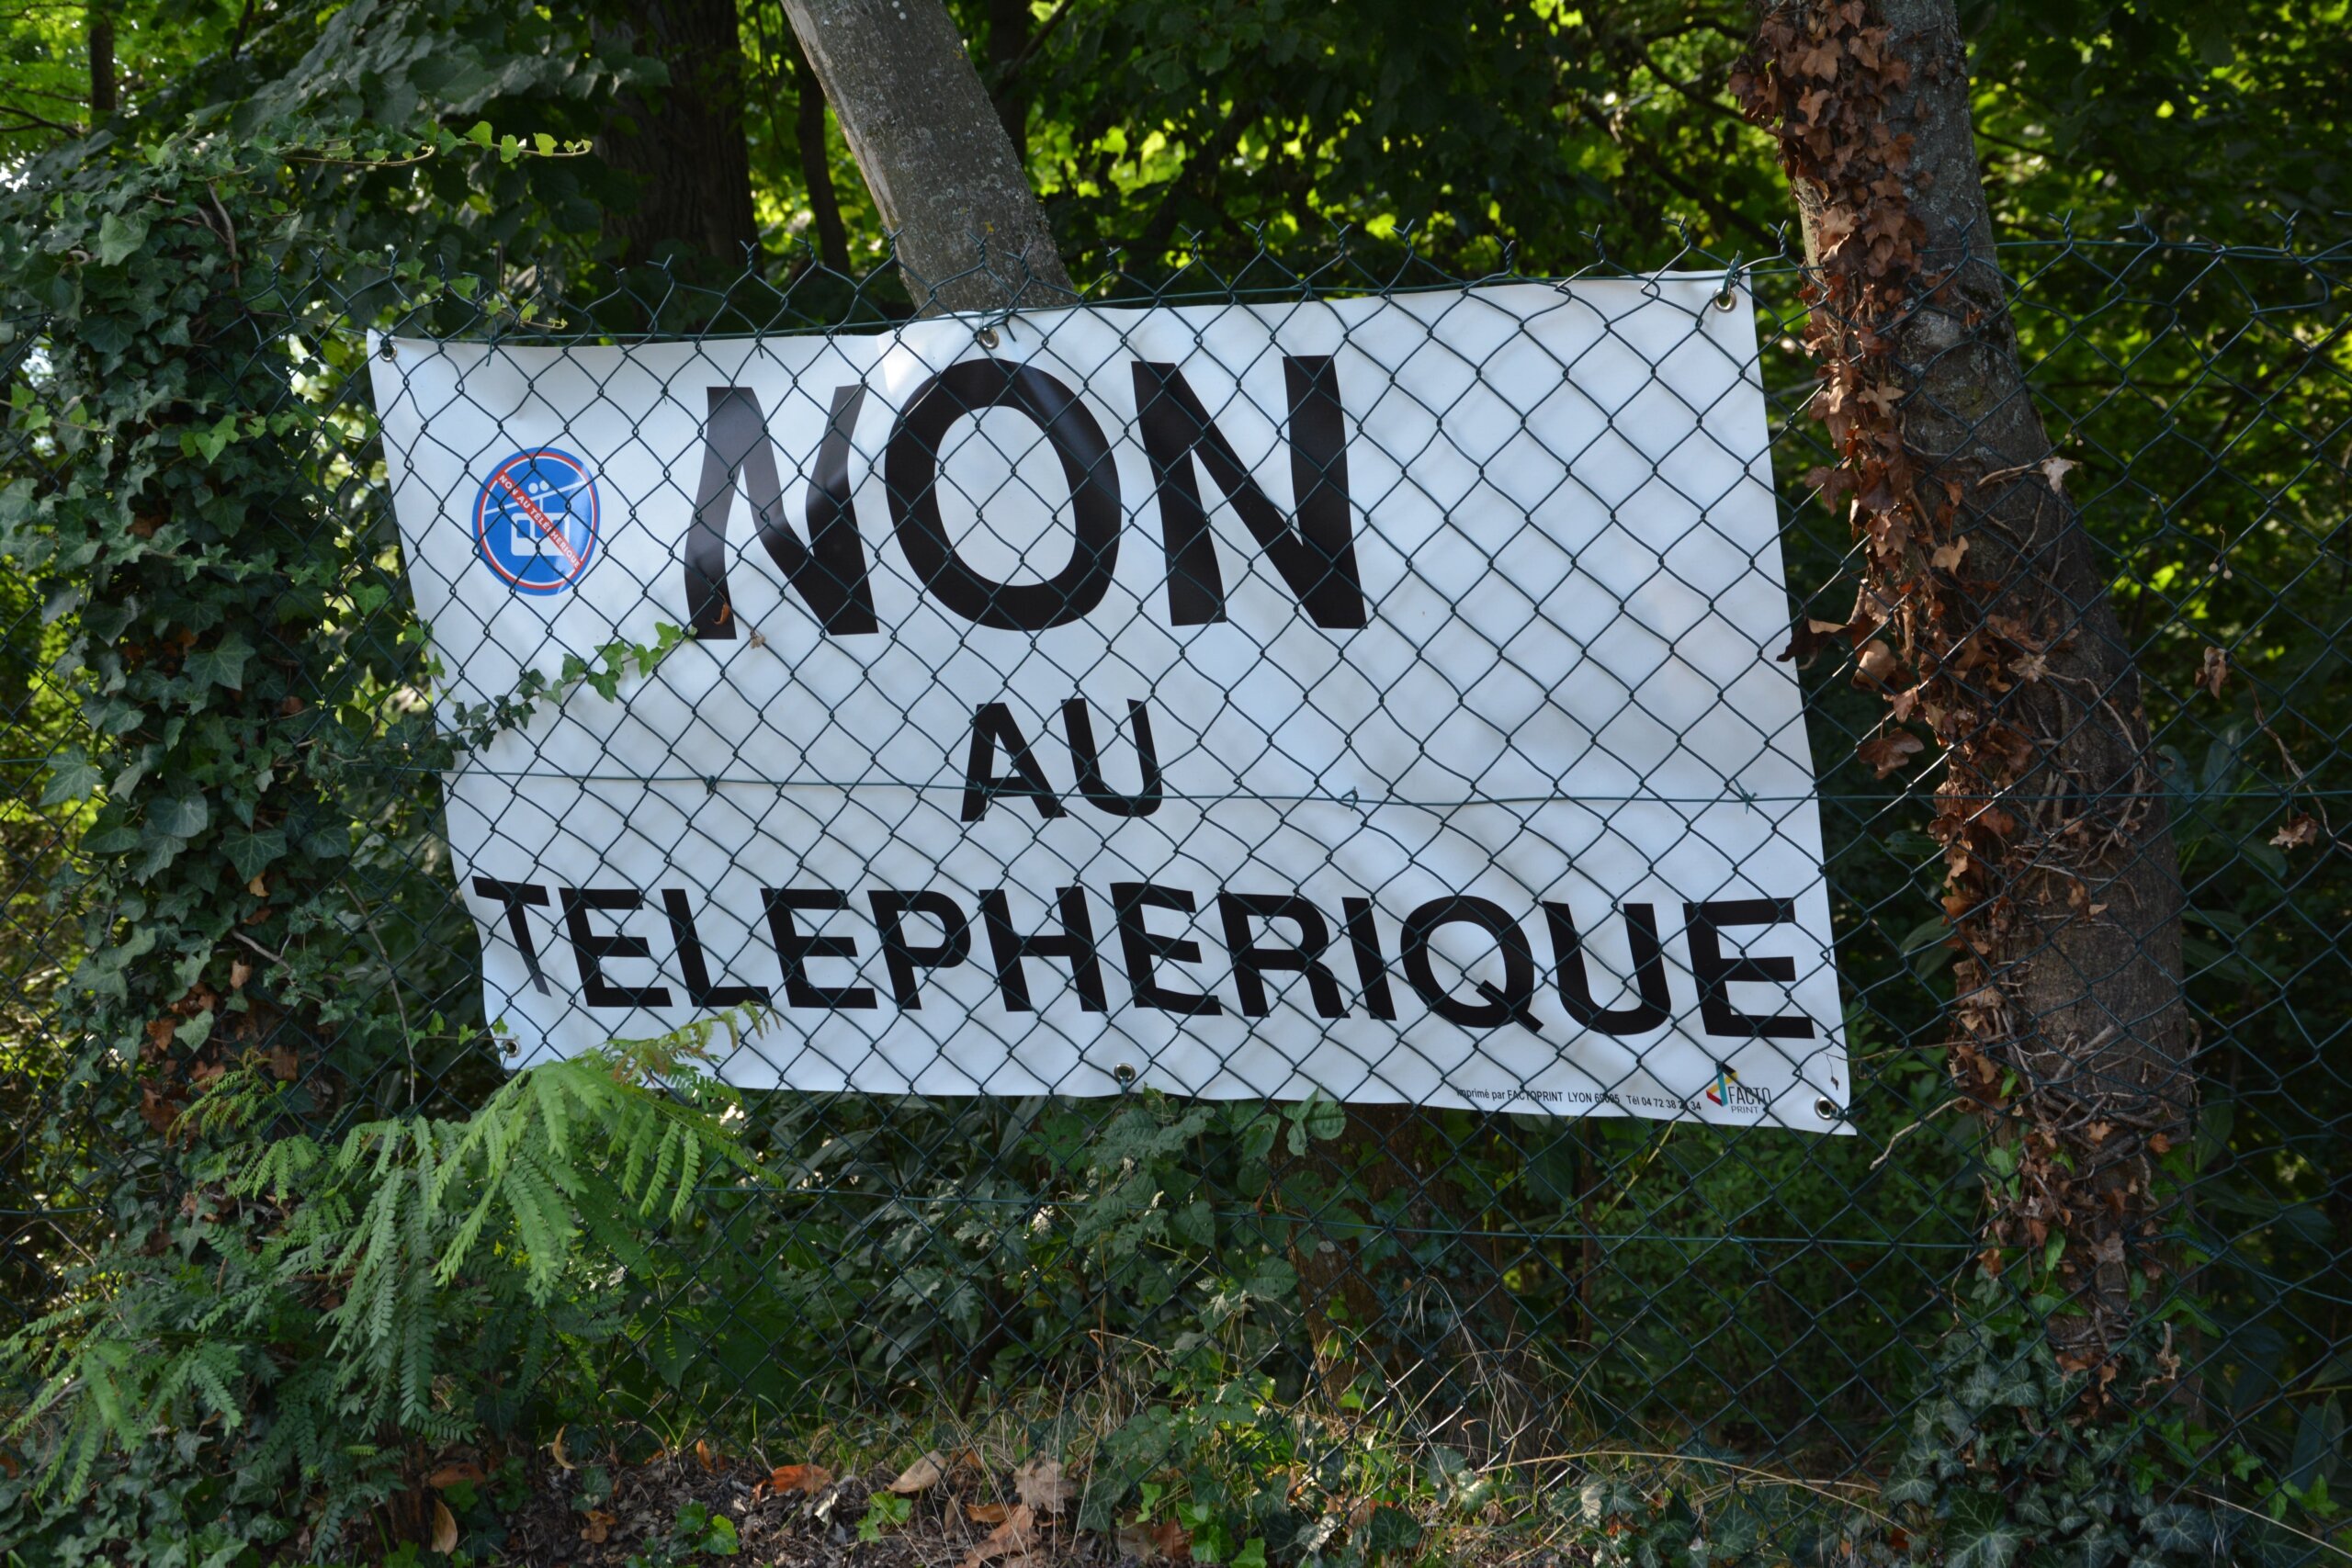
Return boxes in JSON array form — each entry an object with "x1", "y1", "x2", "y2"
[
  {"x1": 1113, "y1": 1063, "x2": 1138, "y2": 1088},
  {"x1": 976, "y1": 325, "x2": 1001, "y2": 350},
  {"x1": 1713, "y1": 287, "x2": 1738, "y2": 311},
  {"x1": 1815, "y1": 1097, "x2": 1840, "y2": 1122},
  {"x1": 378, "y1": 338, "x2": 398, "y2": 360}
]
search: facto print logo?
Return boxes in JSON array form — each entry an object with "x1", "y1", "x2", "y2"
[
  {"x1": 474, "y1": 447, "x2": 600, "y2": 594},
  {"x1": 1705, "y1": 1065, "x2": 1769, "y2": 1110}
]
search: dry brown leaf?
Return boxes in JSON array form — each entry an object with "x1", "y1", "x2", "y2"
[
  {"x1": 889, "y1": 1450, "x2": 949, "y2": 1495},
  {"x1": 1857, "y1": 729, "x2": 1925, "y2": 779},
  {"x1": 1151, "y1": 1517, "x2": 1195, "y2": 1561},
  {"x1": 967, "y1": 1502, "x2": 1012, "y2": 1525},
  {"x1": 768, "y1": 1463, "x2": 836, "y2": 1495},
  {"x1": 1930, "y1": 536, "x2": 1967, "y2": 571},
  {"x1": 426, "y1": 1461, "x2": 484, "y2": 1490},
  {"x1": 2198, "y1": 645, "x2": 2228, "y2": 699},
  {"x1": 2271, "y1": 813, "x2": 2322, "y2": 850},
  {"x1": 1014, "y1": 1456, "x2": 1076, "y2": 1514},
  {"x1": 2040, "y1": 455, "x2": 2079, "y2": 495},
  {"x1": 956, "y1": 1502, "x2": 1039, "y2": 1568},
  {"x1": 695, "y1": 1438, "x2": 718, "y2": 1472},
  {"x1": 549, "y1": 1426, "x2": 574, "y2": 1471},
  {"x1": 580, "y1": 1506, "x2": 616, "y2": 1543},
  {"x1": 247, "y1": 874, "x2": 267, "y2": 897},
  {"x1": 430, "y1": 1497, "x2": 458, "y2": 1553},
  {"x1": 229, "y1": 958, "x2": 252, "y2": 991}
]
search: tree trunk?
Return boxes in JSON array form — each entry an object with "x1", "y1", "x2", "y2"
[
  {"x1": 778, "y1": 0, "x2": 1073, "y2": 314},
  {"x1": 600, "y1": 0, "x2": 761, "y2": 267},
  {"x1": 790, "y1": 42, "x2": 853, "y2": 274},
  {"x1": 1740, "y1": 0, "x2": 2193, "y2": 1371},
  {"x1": 87, "y1": 6, "x2": 116, "y2": 119},
  {"x1": 776, "y1": 0, "x2": 1529, "y2": 1438},
  {"x1": 984, "y1": 0, "x2": 1032, "y2": 166}
]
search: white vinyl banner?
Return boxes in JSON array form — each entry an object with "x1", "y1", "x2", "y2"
[{"x1": 371, "y1": 277, "x2": 1853, "y2": 1131}]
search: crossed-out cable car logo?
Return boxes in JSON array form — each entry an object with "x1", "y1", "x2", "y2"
[{"x1": 474, "y1": 447, "x2": 600, "y2": 594}]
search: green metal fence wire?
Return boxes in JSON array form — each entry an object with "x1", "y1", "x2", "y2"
[{"x1": 2, "y1": 224, "x2": 2347, "y2": 1553}]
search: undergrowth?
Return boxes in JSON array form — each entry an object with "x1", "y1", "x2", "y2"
[{"x1": 0, "y1": 1010, "x2": 758, "y2": 1562}]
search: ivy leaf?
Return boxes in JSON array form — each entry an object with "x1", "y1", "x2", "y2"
[
  {"x1": 221, "y1": 826, "x2": 288, "y2": 882},
  {"x1": 1945, "y1": 1492, "x2": 2024, "y2": 1568},
  {"x1": 152, "y1": 793, "x2": 210, "y2": 840},
  {"x1": 179, "y1": 413, "x2": 241, "y2": 465},
  {"x1": 1362, "y1": 1505, "x2": 1422, "y2": 1562},
  {"x1": 183, "y1": 633, "x2": 254, "y2": 692},
  {"x1": 95, "y1": 211, "x2": 149, "y2": 265},
  {"x1": 40, "y1": 750, "x2": 103, "y2": 806}
]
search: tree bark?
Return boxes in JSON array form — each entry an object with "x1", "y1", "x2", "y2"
[
  {"x1": 87, "y1": 6, "x2": 116, "y2": 120},
  {"x1": 985, "y1": 0, "x2": 1032, "y2": 167},
  {"x1": 791, "y1": 42, "x2": 854, "y2": 274},
  {"x1": 778, "y1": 0, "x2": 1074, "y2": 314},
  {"x1": 1742, "y1": 0, "x2": 2193, "y2": 1370},
  {"x1": 600, "y1": 0, "x2": 761, "y2": 268}
]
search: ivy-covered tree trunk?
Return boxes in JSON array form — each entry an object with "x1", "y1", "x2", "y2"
[{"x1": 1742, "y1": 0, "x2": 2193, "y2": 1380}]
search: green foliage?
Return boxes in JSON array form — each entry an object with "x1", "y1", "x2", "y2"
[
  {"x1": 1880, "y1": 1273, "x2": 2233, "y2": 1568},
  {"x1": 857, "y1": 1490, "x2": 912, "y2": 1543},
  {"x1": 447, "y1": 621, "x2": 691, "y2": 747},
  {"x1": 629, "y1": 1498, "x2": 743, "y2": 1562},
  {"x1": 0, "y1": 1020, "x2": 752, "y2": 1558}
]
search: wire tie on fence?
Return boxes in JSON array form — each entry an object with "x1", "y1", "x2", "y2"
[
  {"x1": 976, "y1": 309, "x2": 1018, "y2": 352},
  {"x1": 1714, "y1": 255, "x2": 1745, "y2": 311},
  {"x1": 704, "y1": 774, "x2": 719, "y2": 796}
]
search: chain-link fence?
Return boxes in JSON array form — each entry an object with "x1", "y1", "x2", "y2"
[{"x1": 4, "y1": 225, "x2": 2348, "y2": 1558}]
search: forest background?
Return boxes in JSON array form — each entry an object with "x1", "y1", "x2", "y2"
[{"x1": 0, "y1": 2, "x2": 2348, "y2": 1565}]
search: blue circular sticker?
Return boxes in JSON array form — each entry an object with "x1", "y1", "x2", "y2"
[{"x1": 473, "y1": 447, "x2": 600, "y2": 594}]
